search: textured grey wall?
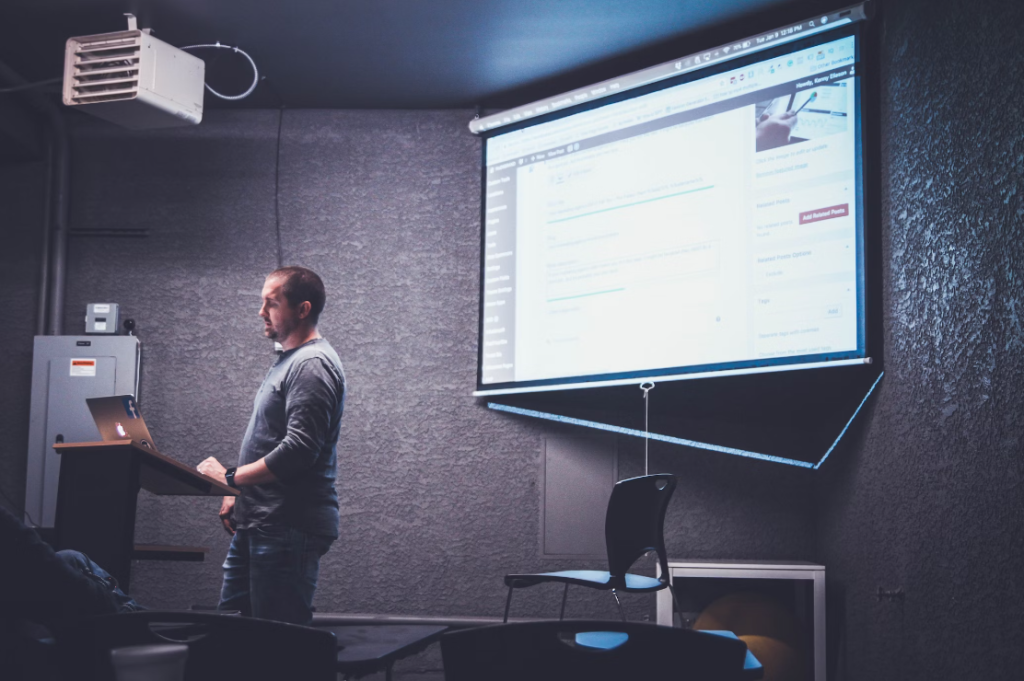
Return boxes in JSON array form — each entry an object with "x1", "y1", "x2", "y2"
[
  {"x1": 815, "y1": 0, "x2": 1024, "y2": 679},
  {"x1": 0, "y1": 160, "x2": 43, "y2": 518},
  {"x1": 0, "y1": 109, "x2": 813, "y2": 623}
]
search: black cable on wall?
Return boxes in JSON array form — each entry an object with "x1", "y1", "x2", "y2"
[{"x1": 274, "y1": 107, "x2": 284, "y2": 268}]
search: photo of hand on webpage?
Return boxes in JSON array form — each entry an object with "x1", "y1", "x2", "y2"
[
  {"x1": 755, "y1": 96, "x2": 799, "y2": 152},
  {"x1": 755, "y1": 83, "x2": 850, "y2": 152}
]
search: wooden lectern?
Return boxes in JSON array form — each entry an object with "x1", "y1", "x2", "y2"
[{"x1": 53, "y1": 440, "x2": 238, "y2": 592}]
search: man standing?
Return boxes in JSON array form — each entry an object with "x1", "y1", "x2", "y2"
[{"x1": 198, "y1": 266, "x2": 345, "y2": 625}]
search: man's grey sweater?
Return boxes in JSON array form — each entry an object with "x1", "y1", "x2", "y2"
[{"x1": 234, "y1": 338, "x2": 345, "y2": 538}]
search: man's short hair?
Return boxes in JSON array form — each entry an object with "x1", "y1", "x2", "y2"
[{"x1": 269, "y1": 266, "x2": 326, "y2": 324}]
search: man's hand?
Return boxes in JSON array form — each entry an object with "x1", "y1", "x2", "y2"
[
  {"x1": 219, "y1": 496, "x2": 237, "y2": 535},
  {"x1": 197, "y1": 457, "x2": 228, "y2": 485}
]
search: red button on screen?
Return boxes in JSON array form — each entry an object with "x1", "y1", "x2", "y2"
[{"x1": 799, "y1": 203, "x2": 849, "y2": 224}]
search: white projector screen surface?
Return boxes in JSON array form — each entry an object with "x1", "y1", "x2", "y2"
[{"x1": 478, "y1": 25, "x2": 867, "y2": 394}]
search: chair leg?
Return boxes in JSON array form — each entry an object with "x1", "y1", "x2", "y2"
[
  {"x1": 559, "y1": 583, "x2": 570, "y2": 620},
  {"x1": 611, "y1": 589, "x2": 626, "y2": 622},
  {"x1": 667, "y1": 582, "x2": 685, "y2": 628},
  {"x1": 503, "y1": 586, "x2": 514, "y2": 623}
]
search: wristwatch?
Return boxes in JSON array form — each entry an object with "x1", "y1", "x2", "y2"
[{"x1": 225, "y1": 467, "x2": 238, "y2": 489}]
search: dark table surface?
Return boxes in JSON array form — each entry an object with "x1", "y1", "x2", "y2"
[{"x1": 316, "y1": 623, "x2": 448, "y2": 677}]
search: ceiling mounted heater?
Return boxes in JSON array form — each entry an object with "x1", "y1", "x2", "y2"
[{"x1": 63, "y1": 14, "x2": 204, "y2": 129}]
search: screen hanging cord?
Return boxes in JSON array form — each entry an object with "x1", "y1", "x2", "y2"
[{"x1": 640, "y1": 382, "x2": 655, "y2": 475}]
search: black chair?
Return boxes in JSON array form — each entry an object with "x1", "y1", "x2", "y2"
[
  {"x1": 55, "y1": 611, "x2": 338, "y2": 681},
  {"x1": 441, "y1": 619, "x2": 753, "y2": 681},
  {"x1": 504, "y1": 473, "x2": 682, "y2": 622}
]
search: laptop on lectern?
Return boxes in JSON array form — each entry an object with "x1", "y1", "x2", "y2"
[{"x1": 86, "y1": 395, "x2": 158, "y2": 451}]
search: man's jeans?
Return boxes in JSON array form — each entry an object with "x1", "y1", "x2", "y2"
[{"x1": 218, "y1": 525, "x2": 333, "y2": 625}]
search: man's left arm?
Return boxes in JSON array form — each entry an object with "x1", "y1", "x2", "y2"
[
  {"x1": 261, "y1": 358, "x2": 340, "y2": 481},
  {"x1": 198, "y1": 358, "x2": 340, "y2": 487}
]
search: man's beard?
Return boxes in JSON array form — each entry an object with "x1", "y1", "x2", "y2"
[{"x1": 264, "y1": 318, "x2": 295, "y2": 341}]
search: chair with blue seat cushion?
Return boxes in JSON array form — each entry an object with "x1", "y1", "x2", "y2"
[{"x1": 503, "y1": 473, "x2": 682, "y2": 622}]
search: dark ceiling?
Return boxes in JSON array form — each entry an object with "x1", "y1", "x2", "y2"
[{"x1": 0, "y1": 0, "x2": 851, "y2": 111}]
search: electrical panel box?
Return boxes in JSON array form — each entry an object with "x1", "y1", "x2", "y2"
[
  {"x1": 24, "y1": 335, "x2": 140, "y2": 528},
  {"x1": 86, "y1": 303, "x2": 120, "y2": 334}
]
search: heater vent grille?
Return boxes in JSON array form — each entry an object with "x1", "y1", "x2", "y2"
[
  {"x1": 62, "y1": 15, "x2": 205, "y2": 129},
  {"x1": 67, "y1": 34, "x2": 141, "y2": 105}
]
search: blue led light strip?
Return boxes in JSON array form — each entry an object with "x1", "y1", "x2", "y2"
[
  {"x1": 487, "y1": 402, "x2": 815, "y2": 468},
  {"x1": 813, "y1": 371, "x2": 884, "y2": 469},
  {"x1": 487, "y1": 371, "x2": 884, "y2": 470}
]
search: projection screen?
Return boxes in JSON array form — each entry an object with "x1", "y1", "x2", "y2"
[{"x1": 475, "y1": 3, "x2": 873, "y2": 396}]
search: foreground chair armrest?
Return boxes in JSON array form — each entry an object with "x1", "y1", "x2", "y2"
[{"x1": 56, "y1": 611, "x2": 337, "y2": 681}]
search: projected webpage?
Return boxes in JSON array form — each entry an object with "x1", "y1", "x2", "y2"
[{"x1": 481, "y1": 35, "x2": 861, "y2": 387}]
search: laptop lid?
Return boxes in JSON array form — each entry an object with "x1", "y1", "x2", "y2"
[{"x1": 86, "y1": 395, "x2": 158, "y2": 451}]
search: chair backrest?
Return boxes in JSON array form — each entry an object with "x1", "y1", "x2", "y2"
[
  {"x1": 56, "y1": 611, "x2": 337, "y2": 681},
  {"x1": 604, "y1": 474, "x2": 677, "y2": 583},
  {"x1": 441, "y1": 619, "x2": 747, "y2": 681}
]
